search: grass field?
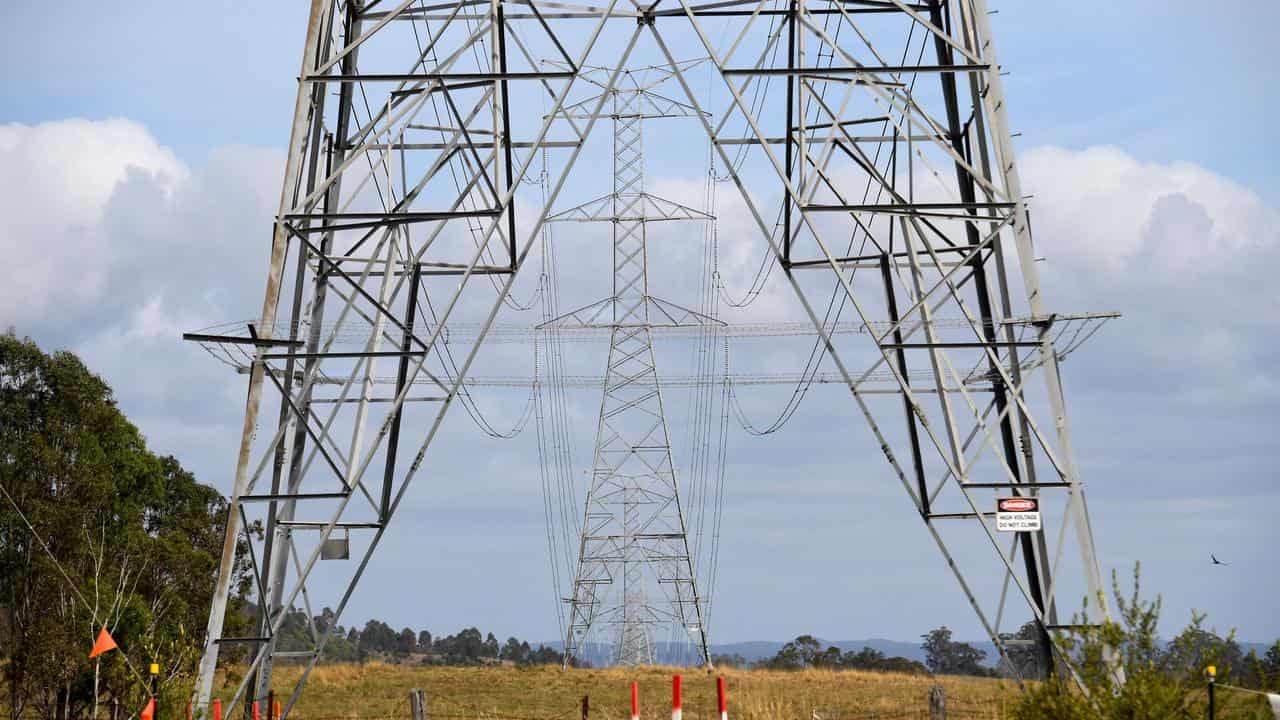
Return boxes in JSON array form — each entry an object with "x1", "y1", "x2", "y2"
[{"x1": 215, "y1": 664, "x2": 1021, "y2": 720}]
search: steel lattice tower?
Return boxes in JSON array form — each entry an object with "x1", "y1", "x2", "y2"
[
  {"x1": 188, "y1": 0, "x2": 1120, "y2": 713},
  {"x1": 543, "y1": 67, "x2": 716, "y2": 668}
]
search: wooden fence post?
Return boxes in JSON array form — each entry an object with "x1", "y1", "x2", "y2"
[
  {"x1": 580, "y1": 695, "x2": 589, "y2": 720},
  {"x1": 409, "y1": 689, "x2": 429, "y2": 720},
  {"x1": 929, "y1": 684, "x2": 946, "y2": 720}
]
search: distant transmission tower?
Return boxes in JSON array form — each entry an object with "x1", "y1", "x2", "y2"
[
  {"x1": 543, "y1": 64, "x2": 716, "y2": 668},
  {"x1": 187, "y1": 0, "x2": 1118, "y2": 714}
]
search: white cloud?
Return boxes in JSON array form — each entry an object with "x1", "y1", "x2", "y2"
[
  {"x1": 0, "y1": 119, "x2": 282, "y2": 332},
  {"x1": 2, "y1": 117, "x2": 1277, "y2": 640},
  {"x1": 1017, "y1": 145, "x2": 1280, "y2": 408},
  {"x1": 0, "y1": 118, "x2": 281, "y2": 482},
  {"x1": 0, "y1": 119, "x2": 187, "y2": 321},
  {"x1": 1020, "y1": 145, "x2": 1280, "y2": 276},
  {"x1": 0, "y1": 118, "x2": 186, "y2": 223}
]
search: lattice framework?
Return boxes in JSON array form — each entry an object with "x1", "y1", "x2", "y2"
[{"x1": 188, "y1": 0, "x2": 1119, "y2": 713}]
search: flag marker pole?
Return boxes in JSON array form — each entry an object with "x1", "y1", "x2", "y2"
[
  {"x1": 671, "y1": 675, "x2": 682, "y2": 720},
  {"x1": 716, "y1": 676, "x2": 727, "y2": 720}
]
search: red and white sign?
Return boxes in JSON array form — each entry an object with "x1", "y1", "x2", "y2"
[{"x1": 996, "y1": 496, "x2": 1041, "y2": 532}]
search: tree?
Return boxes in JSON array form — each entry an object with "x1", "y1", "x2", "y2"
[
  {"x1": 837, "y1": 647, "x2": 926, "y2": 675},
  {"x1": 417, "y1": 630, "x2": 432, "y2": 653},
  {"x1": 759, "y1": 637, "x2": 926, "y2": 675},
  {"x1": 396, "y1": 628, "x2": 417, "y2": 655},
  {"x1": 358, "y1": 620, "x2": 398, "y2": 658},
  {"x1": 0, "y1": 333, "x2": 251, "y2": 720},
  {"x1": 764, "y1": 635, "x2": 824, "y2": 669},
  {"x1": 709, "y1": 653, "x2": 747, "y2": 668},
  {"x1": 921, "y1": 627, "x2": 989, "y2": 676},
  {"x1": 999, "y1": 621, "x2": 1048, "y2": 680},
  {"x1": 812, "y1": 645, "x2": 842, "y2": 668},
  {"x1": 1012, "y1": 563, "x2": 1270, "y2": 720},
  {"x1": 527, "y1": 644, "x2": 567, "y2": 667},
  {"x1": 500, "y1": 637, "x2": 530, "y2": 665},
  {"x1": 1161, "y1": 622, "x2": 1245, "y2": 683},
  {"x1": 433, "y1": 627, "x2": 486, "y2": 665},
  {"x1": 1263, "y1": 641, "x2": 1280, "y2": 690}
]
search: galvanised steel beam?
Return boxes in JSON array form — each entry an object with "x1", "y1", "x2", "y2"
[
  {"x1": 190, "y1": 0, "x2": 1118, "y2": 710},
  {"x1": 192, "y1": 0, "x2": 632, "y2": 713},
  {"x1": 642, "y1": 0, "x2": 1112, "y2": 691}
]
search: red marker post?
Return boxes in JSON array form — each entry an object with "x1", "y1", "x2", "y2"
[
  {"x1": 630, "y1": 681, "x2": 639, "y2": 720},
  {"x1": 252, "y1": 701, "x2": 260, "y2": 720},
  {"x1": 716, "y1": 676, "x2": 727, "y2": 720},
  {"x1": 212, "y1": 699, "x2": 222, "y2": 720},
  {"x1": 671, "y1": 675, "x2": 682, "y2": 720}
]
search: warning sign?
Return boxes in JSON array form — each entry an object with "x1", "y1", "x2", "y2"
[{"x1": 996, "y1": 496, "x2": 1041, "y2": 532}]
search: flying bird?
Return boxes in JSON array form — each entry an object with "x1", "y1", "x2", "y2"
[{"x1": 1211, "y1": 554, "x2": 1230, "y2": 566}]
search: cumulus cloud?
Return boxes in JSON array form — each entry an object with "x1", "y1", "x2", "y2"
[
  {"x1": 1019, "y1": 145, "x2": 1280, "y2": 408},
  {"x1": 0, "y1": 118, "x2": 282, "y2": 482},
  {"x1": 1, "y1": 118, "x2": 1276, "y2": 639},
  {"x1": 0, "y1": 119, "x2": 282, "y2": 333},
  {"x1": 0, "y1": 119, "x2": 186, "y2": 322},
  {"x1": 1021, "y1": 145, "x2": 1279, "y2": 276}
]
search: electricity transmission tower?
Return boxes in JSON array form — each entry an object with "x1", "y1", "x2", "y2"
[
  {"x1": 542, "y1": 64, "x2": 716, "y2": 668},
  {"x1": 187, "y1": 0, "x2": 1118, "y2": 713}
]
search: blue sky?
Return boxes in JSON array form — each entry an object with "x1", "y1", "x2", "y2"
[
  {"x1": 1, "y1": 1, "x2": 1276, "y2": 648},
  {"x1": 5, "y1": 2, "x2": 1277, "y2": 190}
]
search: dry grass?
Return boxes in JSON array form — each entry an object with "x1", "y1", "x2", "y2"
[{"x1": 214, "y1": 663, "x2": 1021, "y2": 720}]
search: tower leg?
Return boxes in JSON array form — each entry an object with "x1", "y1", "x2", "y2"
[{"x1": 194, "y1": 1, "x2": 330, "y2": 710}]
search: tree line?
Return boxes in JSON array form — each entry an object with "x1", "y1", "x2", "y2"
[
  {"x1": 726, "y1": 617, "x2": 1280, "y2": 693},
  {"x1": 729, "y1": 628, "x2": 995, "y2": 677},
  {"x1": 724, "y1": 635, "x2": 929, "y2": 674},
  {"x1": 270, "y1": 608, "x2": 568, "y2": 667}
]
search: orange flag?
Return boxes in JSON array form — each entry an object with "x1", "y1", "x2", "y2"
[
  {"x1": 89, "y1": 626, "x2": 118, "y2": 659},
  {"x1": 140, "y1": 698, "x2": 155, "y2": 720}
]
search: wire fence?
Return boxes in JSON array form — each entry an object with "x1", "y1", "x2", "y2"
[
  {"x1": 3, "y1": 683, "x2": 1015, "y2": 720},
  {"x1": 234, "y1": 688, "x2": 1005, "y2": 720}
]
